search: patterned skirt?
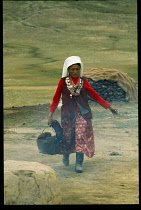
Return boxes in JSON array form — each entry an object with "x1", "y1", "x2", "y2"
[{"x1": 59, "y1": 112, "x2": 95, "y2": 158}]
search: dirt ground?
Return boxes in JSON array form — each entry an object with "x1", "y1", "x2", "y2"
[{"x1": 4, "y1": 102, "x2": 139, "y2": 204}]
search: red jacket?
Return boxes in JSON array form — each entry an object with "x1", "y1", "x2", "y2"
[{"x1": 49, "y1": 77, "x2": 111, "y2": 118}]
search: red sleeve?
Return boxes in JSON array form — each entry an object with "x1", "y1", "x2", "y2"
[
  {"x1": 84, "y1": 79, "x2": 111, "y2": 109},
  {"x1": 49, "y1": 78, "x2": 63, "y2": 113}
]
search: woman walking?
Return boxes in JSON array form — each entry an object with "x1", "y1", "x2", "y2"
[{"x1": 48, "y1": 56, "x2": 118, "y2": 173}]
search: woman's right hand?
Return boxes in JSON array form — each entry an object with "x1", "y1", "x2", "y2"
[{"x1": 47, "y1": 112, "x2": 55, "y2": 126}]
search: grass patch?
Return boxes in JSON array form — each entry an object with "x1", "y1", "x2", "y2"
[
  {"x1": 4, "y1": 87, "x2": 57, "y2": 108},
  {"x1": 3, "y1": 1, "x2": 137, "y2": 108}
]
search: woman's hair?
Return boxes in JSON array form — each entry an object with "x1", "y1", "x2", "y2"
[{"x1": 68, "y1": 63, "x2": 81, "y2": 70}]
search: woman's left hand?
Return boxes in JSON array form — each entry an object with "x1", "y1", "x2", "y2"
[{"x1": 109, "y1": 106, "x2": 118, "y2": 115}]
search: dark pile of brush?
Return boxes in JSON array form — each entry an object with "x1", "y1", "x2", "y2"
[{"x1": 85, "y1": 77, "x2": 127, "y2": 102}]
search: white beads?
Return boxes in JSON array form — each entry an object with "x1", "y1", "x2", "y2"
[{"x1": 65, "y1": 77, "x2": 83, "y2": 98}]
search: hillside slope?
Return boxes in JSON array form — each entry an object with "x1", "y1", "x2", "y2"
[{"x1": 3, "y1": 0, "x2": 137, "y2": 107}]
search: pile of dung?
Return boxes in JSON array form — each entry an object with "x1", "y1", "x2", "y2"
[{"x1": 84, "y1": 68, "x2": 138, "y2": 102}]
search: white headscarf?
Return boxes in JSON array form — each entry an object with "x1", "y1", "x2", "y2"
[{"x1": 62, "y1": 56, "x2": 83, "y2": 78}]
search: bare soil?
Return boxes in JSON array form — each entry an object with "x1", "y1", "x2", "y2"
[{"x1": 4, "y1": 102, "x2": 138, "y2": 204}]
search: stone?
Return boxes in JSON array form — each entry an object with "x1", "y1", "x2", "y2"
[
  {"x1": 109, "y1": 152, "x2": 121, "y2": 156},
  {"x1": 4, "y1": 160, "x2": 63, "y2": 205}
]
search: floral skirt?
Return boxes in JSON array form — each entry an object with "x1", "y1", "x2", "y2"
[{"x1": 59, "y1": 112, "x2": 95, "y2": 158}]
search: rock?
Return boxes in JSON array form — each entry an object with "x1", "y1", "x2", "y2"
[
  {"x1": 125, "y1": 130, "x2": 129, "y2": 133},
  {"x1": 4, "y1": 160, "x2": 63, "y2": 205},
  {"x1": 109, "y1": 152, "x2": 121, "y2": 156}
]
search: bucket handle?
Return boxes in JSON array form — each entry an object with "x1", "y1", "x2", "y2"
[{"x1": 41, "y1": 123, "x2": 56, "y2": 134}]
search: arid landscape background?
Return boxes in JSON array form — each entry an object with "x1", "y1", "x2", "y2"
[{"x1": 4, "y1": 0, "x2": 138, "y2": 204}]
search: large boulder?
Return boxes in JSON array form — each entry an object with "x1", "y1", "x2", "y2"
[
  {"x1": 84, "y1": 68, "x2": 138, "y2": 102},
  {"x1": 4, "y1": 160, "x2": 63, "y2": 205}
]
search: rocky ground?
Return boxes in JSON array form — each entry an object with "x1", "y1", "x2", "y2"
[{"x1": 4, "y1": 101, "x2": 138, "y2": 204}]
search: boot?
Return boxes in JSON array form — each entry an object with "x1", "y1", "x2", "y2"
[
  {"x1": 75, "y1": 152, "x2": 84, "y2": 173},
  {"x1": 62, "y1": 154, "x2": 69, "y2": 166}
]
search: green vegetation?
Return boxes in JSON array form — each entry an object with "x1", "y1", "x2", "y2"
[{"x1": 3, "y1": 1, "x2": 137, "y2": 108}]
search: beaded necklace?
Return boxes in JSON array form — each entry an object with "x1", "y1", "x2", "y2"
[{"x1": 65, "y1": 76, "x2": 83, "y2": 98}]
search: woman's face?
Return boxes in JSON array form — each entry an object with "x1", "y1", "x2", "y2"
[{"x1": 68, "y1": 64, "x2": 81, "y2": 77}]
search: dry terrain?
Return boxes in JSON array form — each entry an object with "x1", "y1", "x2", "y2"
[
  {"x1": 4, "y1": 0, "x2": 138, "y2": 205},
  {"x1": 4, "y1": 102, "x2": 138, "y2": 204}
]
